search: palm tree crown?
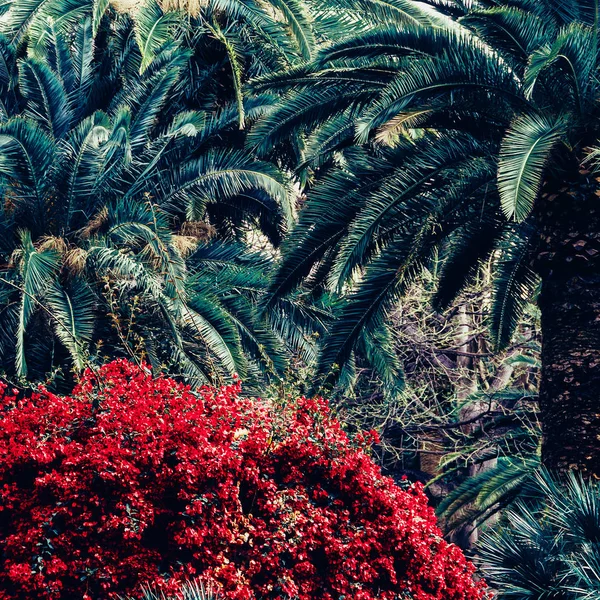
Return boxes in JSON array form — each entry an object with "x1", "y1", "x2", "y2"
[
  {"x1": 0, "y1": 6, "x2": 323, "y2": 389},
  {"x1": 252, "y1": 0, "x2": 600, "y2": 473}
]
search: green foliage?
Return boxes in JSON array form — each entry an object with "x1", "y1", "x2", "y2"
[
  {"x1": 134, "y1": 0, "x2": 181, "y2": 74},
  {"x1": 0, "y1": 5, "x2": 323, "y2": 390},
  {"x1": 254, "y1": 0, "x2": 600, "y2": 389},
  {"x1": 479, "y1": 470, "x2": 600, "y2": 599},
  {"x1": 498, "y1": 114, "x2": 567, "y2": 221},
  {"x1": 437, "y1": 456, "x2": 540, "y2": 537},
  {"x1": 129, "y1": 580, "x2": 218, "y2": 599}
]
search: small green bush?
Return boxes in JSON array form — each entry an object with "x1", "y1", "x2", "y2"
[
  {"x1": 479, "y1": 470, "x2": 600, "y2": 598},
  {"x1": 130, "y1": 580, "x2": 217, "y2": 600}
]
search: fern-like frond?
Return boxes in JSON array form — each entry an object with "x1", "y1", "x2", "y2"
[{"x1": 498, "y1": 113, "x2": 567, "y2": 221}]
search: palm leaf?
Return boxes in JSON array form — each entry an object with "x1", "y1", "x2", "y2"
[
  {"x1": 46, "y1": 278, "x2": 96, "y2": 370},
  {"x1": 316, "y1": 223, "x2": 435, "y2": 389},
  {"x1": 134, "y1": 0, "x2": 180, "y2": 74},
  {"x1": 18, "y1": 57, "x2": 72, "y2": 138},
  {"x1": 71, "y1": 17, "x2": 95, "y2": 116},
  {"x1": 323, "y1": 0, "x2": 451, "y2": 27},
  {"x1": 498, "y1": 113, "x2": 567, "y2": 221},
  {"x1": 92, "y1": 0, "x2": 109, "y2": 36},
  {"x1": 160, "y1": 149, "x2": 293, "y2": 227},
  {"x1": 490, "y1": 223, "x2": 539, "y2": 350},
  {"x1": 15, "y1": 230, "x2": 61, "y2": 377},
  {"x1": 523, "y1": 23, "x2": 596, "y2": 110},
  {"x1": 268, "y1": 0, "x2": 316, "y2": 60},
  {"x1": 0, "y1": 118, "x2": 54, "y2": 232},
  {"x1": 0, "y1": 0, "x2": 90, "y2": 44},
  {"x1": 55, "y1": 110, "x2": 110, "y2": 228},
  {"x1": 207, "y1": 18, "x2": 246, "y2": 129}
]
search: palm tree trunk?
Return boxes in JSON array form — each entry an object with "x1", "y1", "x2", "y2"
[
  {"x1": 538, "y1": 274, "x2": 600, "y2": 474},
  {"x1": 535, "y1": 177, "x2": 600, "y2": 475}
]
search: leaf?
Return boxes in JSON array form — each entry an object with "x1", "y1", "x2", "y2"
[
  {"x1": 207, "y1": 19, "x2": 245, "y2": 129},
  {"x1": 0, "y1": 118, "x2": 55, "y2": 231},
  {"x1": 46, "y1": 278, "x2": 96, "y2": 370},
  {"x1": 71, "y1": 16, "x2": 94, "y2": 114},
  {"x1": 18, "y1": 57, "x2": 72, "y2": 139},
  {"x1": 498, "y1": 113, "x2": 566, "y2": 221},
  {"x1": 316, "y1": 222, "x2": 435, "y2": 389},
  {"x1": 490, "y1": 223, "x2": 539, "y2": 350},
  {"x1": 134, "y1": 0, "x2": 180, "y2": 74},
  {"x1": 268, "y1": 0, "x2": 316, "y2": 60},
  {"x1": 56, "y1": 110, "x2": 110, "y2": 228},
  {"x1": 160, "y1": 149, "x2": 293, "y2": 229},
  {"x1": 92, "y1": 0, "x2": 109, "y2": 36},
  {"x1": 523, "y1": 22, "x2": 596, "y2": 111},
  {"x1": 323, "y1": 0, "x2": 450, "y2": 28},
  {"x1": 15, "y1": 230, "x2": 61, "y2": 377},
  {"x1": 1, "y1": 0, "x2": 91, "y2": 45}
]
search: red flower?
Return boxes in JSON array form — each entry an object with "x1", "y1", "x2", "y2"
[{"x1": 0, "y1": 360, "x2": 487, "y2": 599}]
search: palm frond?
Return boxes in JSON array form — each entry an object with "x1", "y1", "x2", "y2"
[
  {"x1": 355, "y1": 37, "x2": 518, "y2": 142},
  {"x1": 160, "y1": 149, "x2": 293, "y2": 228},
  {"x1": 18, "y1": 57, "x2": 72, "y2": 138},
  {"x1": 268, "y1": 0, "x2": 316, "y2": 60},
  {"x1": 15, "y1": 230, "x2": 61, "y2": 377},
  {"x1": 498, "y1": 113, "x2": 567, "y2": 221},
  {"x1": 71, "y1": 16, "x2": 95, "y2": 117},
  {"x1": 0, "y1": 118, "x2": 54, "y2": 232},
  {"x1": 55, "y1": 110, "x2": 110, "y2": 228},
  {"x1": 92, "y1": 0, "x2": 109, "y2": 36},
  {"x1": 323, "y1": 0, "x2": 451, "y2": 27},
  {"x1": 0, "y1": 0, "x2": 90, "y2": 45},
  {"x1": 134, "y1": 0, "x2": 181, "y2": 74},
  {"x1": 46, "y1": 278, "x2": 95, "y2": 370},
  {"x1": 490, "y1": 223, "x2": 539, "y2": 352},
  {"x1": 437, "y1": 456, "x2": 540, "y2": 533},
  {"x1": 315, "y1": 223, "x2": 435, "y2": 389}
]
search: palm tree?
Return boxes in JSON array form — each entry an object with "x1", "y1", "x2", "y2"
[
  {"x1": 0, "y1": 12, "x2": 319, "y2": 389},
  {"x1": 0, "y1": 0, "x2": 318, "y2": 133},
  {"x1": 253, "y1": 0, "x2": 600, "y2": 474}
]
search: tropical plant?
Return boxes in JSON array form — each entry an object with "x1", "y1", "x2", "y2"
[
  {"x1": 0, "y1": 0, "x2": 319, "y2": 141},
  {"x1": 0, "y1": 12, "x2": 318, "y2": 389},
  {"x1": 479, "y1": 469, "x2": 600, "y2": 599},
  {"x1": 253, "y1": 0, "x2": 600, "y2": 474},
  {"x1": 130, "y1": 579, "x2": 219, "y2": 600},
  {"x1": 437, "y1": 455, "x2": 540, "y2": 538}
]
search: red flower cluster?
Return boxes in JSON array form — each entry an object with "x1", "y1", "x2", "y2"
[{"x1": 0, "y1": 360, "x2": 486, "y2": 599}]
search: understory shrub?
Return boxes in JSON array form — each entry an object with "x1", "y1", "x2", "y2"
[
  {"x1": 133, "y1": 580, "x2": 217, "y2": 600},
  {"x1": 479, "y1": 470, "x2": 600, "y2": 598},
  {"x1": 0, "y1": 360, "x2": 486, "y2": 599}
]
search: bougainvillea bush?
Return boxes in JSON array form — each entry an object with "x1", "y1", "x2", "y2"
[{"x1": 0, "y1": 360, "x2": 486, "y2": 599}]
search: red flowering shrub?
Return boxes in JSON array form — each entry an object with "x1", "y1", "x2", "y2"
[{"x1": 0, "y1": 360, "x2": 486, "y2": 600}]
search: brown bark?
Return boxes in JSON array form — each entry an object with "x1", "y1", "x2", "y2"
[
  {"x1": 452, "y1": 305, "x2": 480, "y2": 549},
  {"x1": 535, "y1": 173, "x2": 600, "y2": 476}
]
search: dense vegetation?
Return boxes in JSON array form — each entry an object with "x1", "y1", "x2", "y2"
[
  {"x1": 0, "y1": 360, "x2": 485, "y2": 599},
  {"x1": 0, "y1": 0, "x2": 599, "y2": 597}
]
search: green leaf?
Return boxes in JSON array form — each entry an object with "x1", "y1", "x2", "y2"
[
  {"x1": 15, "y1": 230, "x2": 61, "y2": 377},
  {"x1": 46, "y1": 278, "x2": 95, "y2": 370},
  {"x1": 498, "y1": 113, "x2": 566, "y2": 221},
  {"x1": 268, "y1": 0, "x2": 316, "y2": 60},
  {"x1": 1, "y1": 0, "x2": 91, "y2": 45},
  {"x1": 134, "y1": 0, "x2": 180, "y2": 74},
  {"x1": 490, "y1": 223, "x2": 539, "y2": 350},
  {"x1": 92, "y1": 0, "x2": 109, "y2": 36},
  {"x1": 18, "y1": 57, "x2": 72, "y2": 138}
]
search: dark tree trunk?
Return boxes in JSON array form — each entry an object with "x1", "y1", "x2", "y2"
[{"x1": 535, "y1": 173, "x2": 600, "y2": 475}]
